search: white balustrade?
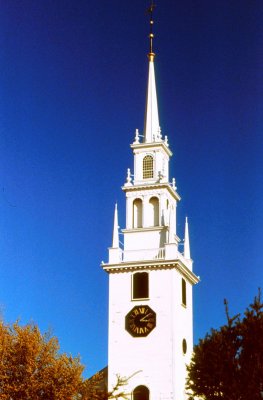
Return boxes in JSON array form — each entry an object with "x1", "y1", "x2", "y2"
[{"x1": 122, "y1": 247, "x2": 165, "y2": 262}]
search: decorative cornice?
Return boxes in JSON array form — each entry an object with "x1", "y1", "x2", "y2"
[
  {"x1": 122, "y1": 182, "x2": 181, "y2": 201},
  {"x1": 101, "y1": 259, "x2": 200, "y2": 285},
  {"x1": 131, "y1": 141, "x2": 172, "y2": 157}
]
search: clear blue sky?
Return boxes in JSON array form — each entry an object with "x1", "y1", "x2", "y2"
[{"x1": 1, "y1": 0, "x2": 262, "y2": 377}]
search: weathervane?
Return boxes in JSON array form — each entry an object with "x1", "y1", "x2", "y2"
[{"x1": 147, "y1": 1, "x2": 156, "y2": 60}]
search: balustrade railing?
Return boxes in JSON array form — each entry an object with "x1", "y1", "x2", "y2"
[{"x1": 122, "y1": 247, "x2": 165, "y2": 262}]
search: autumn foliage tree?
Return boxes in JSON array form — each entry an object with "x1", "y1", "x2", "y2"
[
  {"x1": 0, "y1": 320, "x2": 84, "y2": 400},
  {"x1": 80, "y1": 371, "x2": 129, "y2": 400},
  {"x1": 0, "y1": 320, "x2": 129, "y2": 400},
  {"x1": 186, "y1": 290, "x2": 263, "y2": 400}
]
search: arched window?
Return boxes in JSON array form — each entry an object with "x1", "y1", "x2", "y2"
[
  {"x1": 182, "y1": 278, "x2": 187, "y2": 306},
  {"x1": 143, "y1": 155, "x2": 153, "y2": 179},
  {"x1": 133, "y1": 198, "x2": 142, "y2": 228},
  {"x1": 133, "y1": 385, "x2": 150, "y2": 400},
  {"x1": 149, "y1": 197, "x2": 159, "y2": 226},
  {"x1": 132, "y1": 272, "x2": 149, "y2": 299}
]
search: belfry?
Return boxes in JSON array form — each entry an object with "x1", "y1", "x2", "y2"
[{"x1": 102, "y1": 6, "x2": 199, "y2": 400}]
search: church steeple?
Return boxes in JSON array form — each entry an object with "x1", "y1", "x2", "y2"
[
  {"x1": 103, "y1": 5, "x2": 199, "y2": 400},
  {"x1": 144, "y1": 3, "x2": 160, "y2": 143}
]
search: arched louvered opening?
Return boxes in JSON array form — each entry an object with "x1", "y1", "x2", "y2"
[
  {"x1": 133, "y1": 198, "x2": 143, "y2": 228},
  {"x1": 143, "y1": 155, "x2": 153, "y2": 179},
  {"x1": 149, "y1": 197, "x2": 159, "y2": 226}
]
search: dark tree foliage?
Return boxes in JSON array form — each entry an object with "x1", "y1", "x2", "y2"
[{"x1": 186, "y1": 290, "x2": 263, "y2": 400}]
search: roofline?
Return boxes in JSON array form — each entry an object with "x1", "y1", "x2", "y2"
[
  {"x1": 130, "y1": 141, "x2": 173, "y2": 157},
  {"x1": 101, "y1": 259, "x2": 200, "y2": 285},
  {"x1": 122, "y1": 182, "x2": 181, "y2": 201}
]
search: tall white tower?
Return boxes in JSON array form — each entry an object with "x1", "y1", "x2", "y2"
[{"x1": 102, "y1": 7, "x2": 199, "y2": 400}]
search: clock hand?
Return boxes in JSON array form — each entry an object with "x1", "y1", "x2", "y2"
[{"x1": 140, "y1": 313, "x2": 152, "y2": 322}]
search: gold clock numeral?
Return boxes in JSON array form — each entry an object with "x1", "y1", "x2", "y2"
[
  {"x1": 139, "y1": 306, "x2": 148, "y2": 314},
  {"x1": 130, "y1": 324, "x2": 140, "y2": 334}
]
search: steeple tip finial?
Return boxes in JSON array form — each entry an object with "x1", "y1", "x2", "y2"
[
  {"x1": 144, "y1": 1, "x2": 159, "y2": 143},
  {"x1": 147, "y1": 1, "x2": 156, "y2": 61}
]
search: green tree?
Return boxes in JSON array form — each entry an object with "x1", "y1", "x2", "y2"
[{"x1": 186, "y1": 290, "x2": 263, "y2": 400}]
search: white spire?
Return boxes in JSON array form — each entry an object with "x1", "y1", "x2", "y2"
[
  {"x1": 112, "y1": 203, "x2": 119, "y2": 248},
  {"x1": 184, "y1": 217, "x2": 191, "y2": 259},
  {"x1": 144, "y1": 54, "x2": 160, "y2": 143},
  {"x1": 144, "y1": 4, "x2": 159, "y2": 143}
]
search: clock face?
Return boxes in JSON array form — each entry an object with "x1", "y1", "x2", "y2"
[{"x1": 125, "y1": 305, "x2": 156, "y2": 337}]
